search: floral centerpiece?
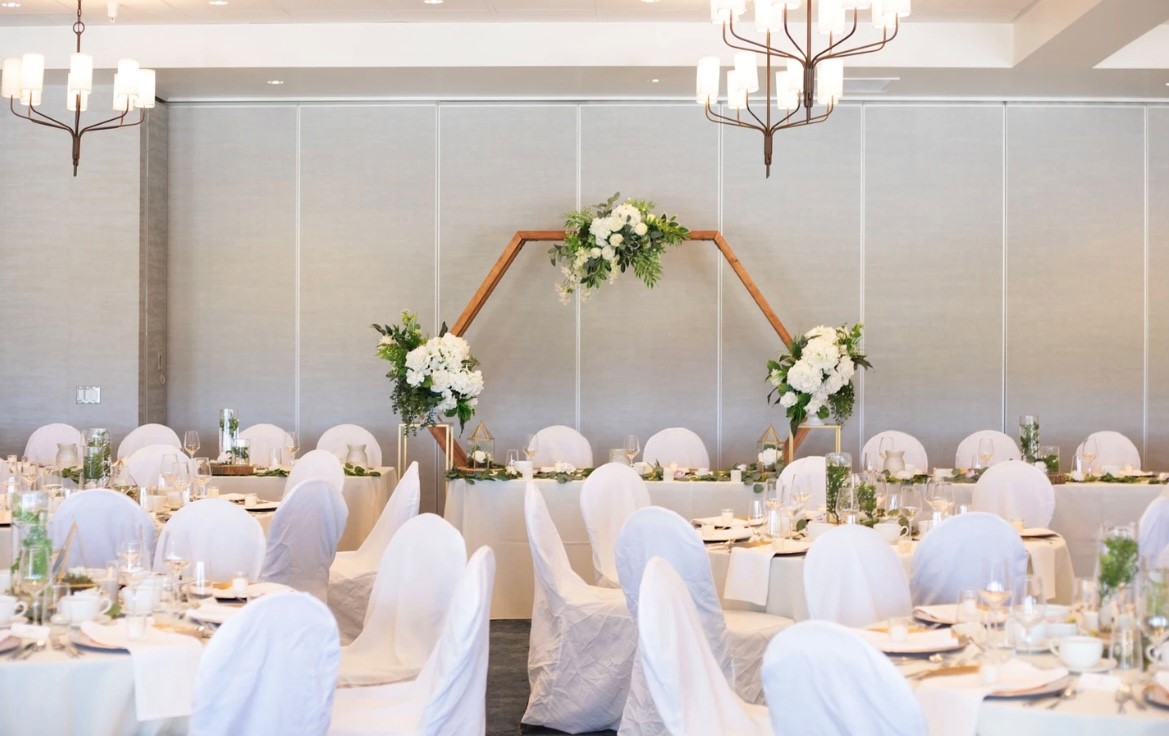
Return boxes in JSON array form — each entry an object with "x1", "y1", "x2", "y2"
[
  {"x1": 766, "y1": 323, "x2": 870, "y2": 437},
  {"x1": 372, "y1": 310, "x2": 484, "y2": 435},
  {"x1": 549, "y1": 193, "x2": 689, "y2": 304}
]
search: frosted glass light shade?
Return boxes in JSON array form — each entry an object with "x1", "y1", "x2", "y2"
[
  {"x1": 137, "y1": 69, "x2": 155, "y2": 108},
  {"x1": 734, "y1": 51, "x2": 759, "y2": 94},
  {"x1": 786, "y1": 59, "x2": 804, "y2": 94},
  {"x1": 68, "y1": 53, "x2": 93, "y2": 94},
  {"x1": 1, "y1": 57, "x2": 21, "y2": 99},
  {"x1": 20, "y1": 53, "x2": 44, "y2": 93},
  {"x1": 727, "y1": 71, "x2": 747, "y2": 110},
  {"x1": 775, "y1": 73, "x2": 799, "y2": 111},
  {"x1": 696, "y1": 56, "x2": 720, "y2": 104},
  {"x1": 816, "y1": 59, "x2": 844, "y2": 106},
  {"x1": 66, "y1": 88, "x2": 89, "y2": 112}
]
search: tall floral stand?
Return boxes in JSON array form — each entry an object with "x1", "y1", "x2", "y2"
[
  {"x1": 785, "y1": 423, "x2": 842, "y2": 463},
  {"x1": 397, "y1": 423, "x2": 454, "y2": 475}
]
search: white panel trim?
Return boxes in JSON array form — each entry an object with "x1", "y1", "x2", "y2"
[
  {"x1": 1144, "y1": 104, "x2": 1151, "y2": 462},
  {"x1": 294, "y1": 105, "x2": 302, "y2": 438},
  {"x1": 574, "y1": 103, "x2": 583, "y2": 433},
  {"x1": 1001, "y1": 102, "x2": 1009, "y2": 434},
  {"x1": 715, "y1": 119, "x2": 724, "y2": 469},
  {"x1": 858, "y1": 102, "x2": 867, "y2": 455}
]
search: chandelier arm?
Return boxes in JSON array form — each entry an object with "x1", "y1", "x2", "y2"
[
  {"x1": 774, "y1": 103, "x2": 835, "y2": 132},
  {"x1": 811, "y1": 14, "x2": 861, "y2": 64},
  {"x1": 767, "y1": 107, "x2": 804, "y2": 133},
  {"x1": 723, "y1": 20, "x2": 771, "y2": 53},
  {"x1": 826, "y1": 29, "x2": 899, "y2": 60},
  {"x1": 705, "y1": 104, "x2": 763, "y2": 132},
  {"x1": 81, "y1": 109, "x2": 145, "y2": 134},
  {"x1": 16, "y1": 102, "x2": 75, "y2": 133},
  {"x1": 781, "y1": 8, "x2": 809, "y2": 62},
  {"x1": 741, "y1": 99, "x2": 768, "y2": 130}
]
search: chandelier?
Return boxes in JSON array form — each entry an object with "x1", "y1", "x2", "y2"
[
  {"x1": 0, "y1": 0, "x2": 154, "y2": 176},
  {"x1": 697, "y1": 0, "x2": 909, "y2": 177}
]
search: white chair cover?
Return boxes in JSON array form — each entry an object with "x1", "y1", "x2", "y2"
[
  {"x1": 636, "y1": 558, "x2": 772, "y2": 736},
  {"x1": 803, "y1": 524, "x2": 912, "y2": 627},
  {"x1": 1139, "y1": 496, "x2": 1169, "y2": 566},
  {"x1": 909, "y1": 513, "x2": 1030, "y2": 607},
  {"x1": 642, "y1": 428, "x2": 710, "y2": 470},
  {"x1": 778, "y1": 456, "x2": 827, "y2": 510},
  {"x1": 285, "y1": 449, "x2": 346, "y2": 500},
  {"x1": 953, "y1": 430, "x2": 1021, "y2": 468},
  {"x1": 523, "y1": 483, "x2": 636, "y2": 733},
  {"x1": 117, "y1": 423, "x2": 182, "y2": 460},
  {"x1": 125, "y1": 444, "x2": 196, "y2": 489},
  {"x1": 339, "y1": 513, "x2": 466, "y2": 687},
  {"x1": 23, "y1": 423, "x2": 82, "y2": 465},
  {"x1": 329, "y1": 462, "x2": 421, "y2": 643},
  {"x1": 154, "y1": 498, "x2": 266, "y2": 581},
  {"x1": 190, "y1": 591, "x2": 341, "y2": 736},
  {"x1": 317, "y1": 424, "x2": 383, "y2": 468},
  {"x1": 580, "y1": 462, "x2": 651, "y2": 586},
  {"x1": 260, "y1": 479, "x2": 348, "y2": 601},
  {"x1": 616, "y1": 507, "x2": 788, "y2": 735},
  {"x1": 971, "y1": 460, "x2": 1055, "y2": 528},
  {"x1": 328, "y1": 547, "x2": 495, "y2": 736},
  {"x1": 239, "y1": 423, "x2": 294, "y2": 468},
  {"x1": 1075, "y1": 430, "x2": 1142, "y2": 471},
  {"x1": 48, "y1": 489, "x2": 157, "y2": 569},
  {"x1": 762, "y1": 620, "x2": 927, "y2": 736},
  {"x1": 861, "y1": 430, "x2": 929, "y2": 474},
  {"x1": 530, "y1": 424, "x2": 593, "y2": 468}
]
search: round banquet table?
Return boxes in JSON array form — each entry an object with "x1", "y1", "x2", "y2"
[{"x1": 0, "y1": 643, "x2": 186, "y2": 736}]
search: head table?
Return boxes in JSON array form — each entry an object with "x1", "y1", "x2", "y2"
[{"x1": 445, "y1": 477, "x2": 1146, "y2": 620}]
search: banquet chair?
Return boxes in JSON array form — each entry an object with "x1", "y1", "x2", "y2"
[
  {"x1": 285, "y1": 449, "x2": 346, "y2": 499},
  {"x1": 909, "y1": 513, "x2": 1029, "y2": 607},
  {"x1": 239, "y1": 423, "x2": 294, "y2": 468},
  {"x1": 860, "y1": 430, "x2": 929, "y2": 474},
  {"x1": 777, "y1": 456, "x2": 827, "y2": 510},
  {"x1": 580, "y1": 462, "x2": 651, "y2": 586},
  {"x1": 971, "y1": 460, "x2": 1055, "y2": 528},
  {"x1": 1075, "y1": 430, "x2": 1142, "y2": 471},
  {"x1": 116, "y1": 423, "x2": 182, "y2": 460},
  {"x1": 338, "y1": 513, "x2": 466, "y2": 686},
  {"x1": 329, "y1": 462, "x2": 421, "y2": 642},
  {"x1": 190, "y1": 591, "x2": 341, "y2": 736},
  {"x1": 317, "y1": 423, "x2": 383, "y2": 468},
  {"x1": 953, "y1": 430, "x2": 1021, "y2": 468},
  {"x1": 125, "y1": 444, "x2": 196, "y2": 489},
  {"x1": 328, "y1": 547, "x2": 495, "y2": 736},
  {"x1": 23, "y1": 422, "x2": 82, "y2": 465},
  {"x1": 635, "y1": 558, "x2": 772, "y2": 736},
  {"x1": 154, "y1": 498, "x2": 266, "y2": 581},
  {"x1": 1139, "y1": 497, "x2": 1169, "y2": 566},
  {"x1": 642, "y1": 427, "x2": 710, "y2": 470},
  {"x1": 260, "y1": 479, "x2": 349, "y2": 601},
  {"x1": 530, "y1": 424, "x2": 594, "y2": 468},
  {"x1": 48, "y1": 489, "x2": 157, "y2": 569},
  {"x1": 803, "y1": 524, "x2": 912, "y2": 628},
  {"x1": 762, "y1": 621, "x2": 927, "y2": 736},
  {"x1": 523, "y1": 482, "x2": 636, "y2": 733},
  {"x1": 616, "y1": 507, "x2": 790, "y2": 735}
]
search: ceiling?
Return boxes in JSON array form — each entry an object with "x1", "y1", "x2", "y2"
[{"x1": 0, "y1": 0, "x2": 1167, "y2": 101}]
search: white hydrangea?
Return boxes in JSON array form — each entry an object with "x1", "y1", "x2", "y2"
[
  {"x1": 802, "y1": 337, "x2": 840, "y2": 372},
  {"x1": 786, "y1": 360, "x2": 822, "y2": 394},
  {"x1": 758, "y1": 447, "x2": 780, "y2": 467},
  {"x1": 779, "y1": 391, "x2": 798, "y2": 408},
  {"x1": 805, "y1": 325, "x2": 836, "y2": 341}
]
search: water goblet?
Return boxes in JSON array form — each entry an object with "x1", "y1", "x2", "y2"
[
  {"x1": 183, "y1": 430, "x2": 200, "y2": 459},
  {"x1": 286, "y1": 432, "x2": 299, "y2": 461},
  {"x1": 981, "y1": 559, "x2": 1012, "y2": 646},
  {"x1": 624, "y1": 435, "x2": 640, "y2": 465},
  {"x1": 1010, "y1": 574, "x2": 1046, "y2": 651},
  {"x1": 1082, "y1": 438, "x2": 1100, "y2": 475},
  {"x1": 525, "y1": 434, "x2": 540, "y2": 462},
  {"x1": 977, "y1": 438, "x2": 995, "y2": 468},
  {"x1": 505, "y1": 449, "x2": 519, "y2": 472}
]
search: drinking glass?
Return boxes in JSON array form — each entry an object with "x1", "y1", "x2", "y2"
[
  {"x1": 286, "y1": 432, "x2": 299, "y2": 461},
  {"x1": 193, "y1": 457, "x2": 212, "y2": 498},
  {"x1": 19, "y1": 461, "x2": 39, "y2": 491},
  {"x1": 980, "y1": 559, "x2": 1012, "y2": 633},
  {"x1": 900, "y1": 485, "x2": 921, "y2": 526},
  {"x1": 20, "y1": 544, "x2": 51, "y2": 624},
  {"x1": 624, "y1": 435, "x2": 640, "y2": 465},
  {"x1": 1010, "y1": 574, "x2": 1046, "y2": 651},
  {"x1": 159, "y1": 454, "x2": 179, "y2": 489},
  {"x1": 172, "y1": 463, "x2": 191, "y2": 502},
  {"x1": 162, "y1": 532, "x2": 189, "y2": 581},
  {"x1": 956, "y1": 589, "x2": 981, "y2": 626},
  {"x1": 1112, "y1": 625, "x2": 1143, "y2": 689},
  {"x1": 1082, "y1": 438, "x2": 1099, "y2": 474},
  {"x1": 183, "y1": 431, "x2": 200, "y2": 458},
  {"x1": 41, "y1": 466, "x2": 64, "y2": 500},
  {"x1": 525, "y1": 434, "x2": 540, "y2": 462},
  {"x1": 118, "y1": 539, "x2": 145, "y2": 575},
  {"x1": 748, "y1": 498, "x2": 766, "y2": 537},
  {"x1": 977, "y1": 438, "x2": 994, "y2": 468},
  {"x1": 927, "y1": 481, "x2": 954, "y2": 518},
  {"x1": 1140, "y1": 570, "x2": 1169, "y2": 669},
  {"x1": 1074, "y1": 577, "x2": 1100, "y2": 634},
  {"x1": 862, "y1": 452, "x2": 879, "y2": 475},
  {"x1": 186, "y1": 560, "x2": 215, "y2": 606},
  {"x1": 837, "y1": 473, "x2": 860, "y2": 522},
  {"x1": 505, "y1": 449, "x2": 519, "y2": 471}
]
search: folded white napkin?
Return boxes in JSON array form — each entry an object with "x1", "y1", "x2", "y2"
[
  {"x1": 915, "y1": 659, "x2": 1067, "y2": 736},
  {"x1": 691, "y1": 516, "x2": 747, "y2": 528},
  {"x1": 1024, "y1": 542, "x2": 1057, "y2": 602},
  {"x1": 723, "y1": 546, "x2": 774, "y2": 606},
  {"x1": 187, "y1": 602, "x2": 242, "y2": 624},
  {"x1": 857, "y1": 628, "x2": 960, "y2": 654},
  {"x1": 913, "y1": 605, "x2": 957, "y2": 625},
  {"x1": 80, "y1": 619, "x2": 204, "y2": 721},
  {"x1": 9, "y1": 623, "x2": 50, "y2": 641},
  {"x1": 246, "y1": 581, "x2": 290, "y2": 598},
  {"x1": 219, "y1": 493, "x2": 245, "y2": 502}
]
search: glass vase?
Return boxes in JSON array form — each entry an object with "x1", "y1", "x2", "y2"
[
  {"x1": 1019, "y1": 415, "x2": 1040, "y2": 463},
  {"x1": 345, "y1": 444, "x2": 370, "y2": 467},
  {"x1": 1096, "y1": 523, "x2": 1138, "y2": 631},
  {"x1": 218, "y1": 409, "x2": 239, "y2": 462},
  {"x1": 825, "y1": 452, "x2": 853, "y2": 524},
  {"x1": 81, "y1": 428, "x2": 111, "y2": 489}
]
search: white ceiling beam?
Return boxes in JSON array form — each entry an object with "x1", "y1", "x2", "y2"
[{"x1": 1013, "y1": 0, "x2": 1169, "y2": 68}]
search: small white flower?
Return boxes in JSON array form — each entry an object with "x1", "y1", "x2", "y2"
[
  {"x1": 601, "y1": 245, "x2": 615, "y2": 260},
  {"x1": 472, "y1": 450, "x2": 490, "y2": 464},
  {"x1": 894, "y1": 470, "x2": 913, "y2": 480},
  {"x1": 758, "y1": 448, "x2": 779, "y2": 467},
  {"x1": 634, "y1": 221, "x2": 648, "y2": 236},
  {"x1": 779, "y1": 391, "x2": 798, "y2": 408},
  {"x1": 590, "y1": 247, "x2": 602, "y2": 258}
]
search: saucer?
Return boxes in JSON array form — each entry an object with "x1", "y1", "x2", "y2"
[{"x1": 1063, "y1": 657, "x2": 1115, "y2": 674}]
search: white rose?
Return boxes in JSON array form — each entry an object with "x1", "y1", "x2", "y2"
[
  {"x1": 779, "y1": 391, "x2": 798, "y2": 408},
  {"x1": 601, "y1": 245, "x2": 615, "y2": 260},
  {"x1": 472, "y1": 450, "x2": 489, "y2": 463},
  {"x1": 758, "y1": 448, "x2": 779, "y2": 467},
  {"x1": 607, "y1": 215, "x2": 623, "y2": 232},
  {"x1": 609, "y1": 233, "x2": 624, "y2": 247},
  {"x1": 591, "y1": 247, "x2": 602, "y2": 258},
  {"x1": 634, "y1": 221, "x2": 648, "y2": 236}
]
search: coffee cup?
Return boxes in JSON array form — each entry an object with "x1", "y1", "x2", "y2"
[
  {"x1": 1049, "y1": 635, "x2": 1103, "y2": 671},
  {"x1": 58, "y1": 593, "x2": 112, "y2": 625},
  {"x1": 244, "y1": 492, "x2": 259, "y2": 507},
  {"x1": 514, "y1": 460, "x2": 534, "y2": 481},
  {"x1": 0, "y1": 594, "x2": 27, "y2": 622},
  {"x1": 874, "y1": 522, "x2": 908, "y2": 544}
]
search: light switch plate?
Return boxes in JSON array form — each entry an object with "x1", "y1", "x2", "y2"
[{"x1": 76, "y1": 386, "x2": 101, "y2": 404}]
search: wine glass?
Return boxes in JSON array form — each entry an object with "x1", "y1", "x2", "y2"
[
  {"x1": 193, "y1": 457, "x2": 212, "y2": 499},
  {"x1": 20, "y1": 543, "x2": 52, "y2": 624},
  {"x1": 505, "y1": 449, "x2": 519, "y2": 471},
  {"x1": 900, "y1": 484, "x2": 921, "y2": 526},
  {"x1": 1011, "y1": 574, "x2": 1046, "y2": 651},
  {"x1": 172, "y1": 463, "x2": 191, "y2": 503},
  {"x1": 977, "y1": 438, "x2": 994, "y2": 468},
  {"x1": 159, "y1": 454, "x2": 179, "y2": 489},
  {"x1": 1140, "y1": 570, "x2": 1169, "y2": 669},
  {"x1": 162, "y1": 531, "x2": 189, "y2": 581},
  {"x1": 981, "y1": 559, "x2": 1013, "y2": 644},
  {"x1": 285, "y1": 432, "x2": 299, "y2": 461},
  {"x1": 927, "y1": 481, "x2": 954, "y2": 518},
  {"x1": 118, "y1": 539, "x2": 145, "y2": 575},
  {"x1": 525, "y1": 434, "x2": 540, "y2": 462},
  {"x1": 41, "y1": 465, "x2": 64, "y2": 501},
  {"x1": 18, "y1": 461, "x2": 39, "y2": 491},
  {"x1": 624, "y1": 435, "x2": 640, "y2": 466},
  {"x1": 183, "y1": 430, "x2": 200, "y2": 458},
  {"x1": 1082, "y1": 437, "x2": 1099, "y2": 474},
  {"x1": 837, "y1": 473, "x2": 860, "y2": 522}
]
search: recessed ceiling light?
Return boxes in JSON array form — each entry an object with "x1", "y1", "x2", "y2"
[
  {"x1": 423, "y1": 0, "x2": 443, "y2": 4},
  {"x1": 208, "y1": 0, "x2": 228, "y2": 5},
  {"x1": 650, "y1": 78, "x2": 660, "y2": 84},
  {"x1": 0, "y1": 2, "x2": 22, "y2": 7},
  {"x1": 641, "y1": 0, "x2": 659, "y2": 3},
  {"x1": 266, "y1": 79, "x2": 284, "y2": 85}
]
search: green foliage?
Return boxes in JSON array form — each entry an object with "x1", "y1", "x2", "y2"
[
  {"x1": 344, "y1": 464, "x2": 381, "y2": 477},
  {"x1": 1098, "y1": 535, "x2": 1139, "y2": 602}
]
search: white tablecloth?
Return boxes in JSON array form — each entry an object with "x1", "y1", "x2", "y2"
[
  {"x1": 444, "y1": 478, "x2": 764, "y2": 618},
  {"x1": 1047, "y1": 482, "x2": 1167, "y2": 576}
]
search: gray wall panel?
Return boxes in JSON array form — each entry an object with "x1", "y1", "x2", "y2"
[
  {"x1": 721, "y1": 107, "x2": 863, "y2": 463},
  {"x1": 168, "y1": 106, "x2": 298, "y2": 447},
  {"x1": 299, "y1": 105, "x2": 437, "y2": 500},
  {"x1": 1006, "y1": 106, "x2": 1145, "y2": 461},
  {"x1": 579, "y1": 105, "x2": 720, "y2": 464},
  {"x1": 865, "y1": 105, "x2": 1005, "y2": 469},
  {"x1": 1149, "y1": 107, "x2": 1169, "y2": 470},
  {"x1": 140, "y1": 102, "x2": 170, "y2": 426}
]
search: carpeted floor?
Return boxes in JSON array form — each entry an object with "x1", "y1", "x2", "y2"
[{"x1": 487, "y1": 620, "x2": 617, "y2": 736}]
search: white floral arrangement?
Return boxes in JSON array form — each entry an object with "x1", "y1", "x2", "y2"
[
  {"x1": 548, "y1": 193, "x2": 689, "y2": 304},
  {"x1": 372, "y1": 311, "x2": 484, "y2": 435},
  {"x1": 757, "y1": 446, "x2": 781, "y2": 470},
  {"x1": 767, "y1": 323, "x2": 871, "y2": 437}
]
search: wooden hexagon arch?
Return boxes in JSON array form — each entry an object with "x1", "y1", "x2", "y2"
[{"x1": 428, "y1": 230, "x2": 811, "y2": 463}]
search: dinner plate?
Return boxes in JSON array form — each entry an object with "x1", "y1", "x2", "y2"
[
  {"x1": 69, "y1": 629, "x2": 127, "y2": 652},
  {"x1": 245, "y1": 501, "x2": 280, "y2": 512},
  {"x1": 1020, "y1": 528, "x2": 1059, "y2": 539},
  {"x1": 1146, "y1": 684, "x2": 1169, "y2": 710},
  {"x1": 987, "y1": 674, "x2": 1072, "y2": 700},
  {"x1": 699, "y1": 527, "x2": 754, "y2": 543},
  {"x1": 870, "y1": 634, "x2": 965, "y2": 656},
  {"x1": 770, "y1": 539, "x2": 811, "y2": 556},
  {"x1": 1065, "y1": 657, "x2": 1115, "y2": 675}
]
